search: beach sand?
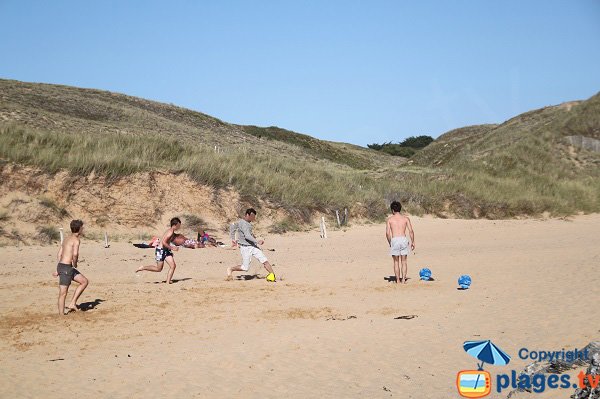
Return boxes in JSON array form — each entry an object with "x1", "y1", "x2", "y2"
[{"x1": 0, "y1": 215, "x2": 598, "y2": 398}]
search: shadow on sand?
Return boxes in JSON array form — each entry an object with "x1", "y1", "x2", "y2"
[
  {"x1": 148, "y1": 278, "x2": 193, "y2": 284},
  {"x1": 78, "y1": 298, "x2": 105, "y2": 311},
  {"x1": 384, "y1": 276, "x2": 412, "y2": 283},
  {"x1": 236, "y1": 274, "x2": 261, "y2": 281}
]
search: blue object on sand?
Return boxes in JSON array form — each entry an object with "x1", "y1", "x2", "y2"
[
  {"x1": 419, "y1": 268, "x2": 432, "y2": 280},
  {"x1": 458, "y1": 275, "x2": 472, "y2": 289}
]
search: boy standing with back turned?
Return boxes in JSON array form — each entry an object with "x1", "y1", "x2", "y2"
[{"x1": 386, "y1": 201, "x2": 415, "y2": 284}]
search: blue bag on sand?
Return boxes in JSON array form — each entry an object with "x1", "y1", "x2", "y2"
[
  {"x1": 419, "y1": 268, "x2": 432, "y2": 281},
  {"x1": 458, "y1": 275, "x2": 472, "y2": 289}
]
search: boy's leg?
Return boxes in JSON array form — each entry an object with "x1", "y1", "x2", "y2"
[
  {"x1": 227, "y1": 247, "x2": 251, "y2": 280},
  {"x1": 136, "y1": 261, "x2": 164, "y2": 273},
  {"x1": 392, "y1": 255, "x2": 400, "y2": 284},
  {"x1": 262, "y1": 261, "x2": 274, "y2": 274},
  {"x1": 68, "y1": 273, "x2": 89, "y2": 309},
  {"x1": 226, "y1": 265, "x2": 244, "y2": 280},
  {"x1": 400, "y1": 255, "x2": 408, "y2": 284},
  {"x1": 253, "y1": 248, "x2": 274, "y2": 275},
  {"x1": 164, "y1": 256, "x2": 176, "y2": 284},
  {"x1": 58, "y1": 285, "x2": 69, "y2": 315}
]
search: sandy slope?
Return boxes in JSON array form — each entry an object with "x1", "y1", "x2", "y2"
[{"x1": 0, "y1": 215, "x2": 598, "y2": 398}]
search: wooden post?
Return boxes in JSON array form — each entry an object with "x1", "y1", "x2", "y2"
[
  {"x1": 104, "y1": 232, "x2": 110, "y2": 248},
  {"x1": 344, "y1": 208, "x2": 348, "y2": 225},
  {"x1": 335, "y1": 210, "x2": 341, "y2": 227},
  {"x1": 59, "y1": 228, "x2": 64, "y2": 244},
  {"x1": 321, "y1": 217, "x2": 327, "y2": 239}
]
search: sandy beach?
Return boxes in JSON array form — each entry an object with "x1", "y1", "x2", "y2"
[{"x1": 0, "y1": 215, "x2": 598, "y2": 398}]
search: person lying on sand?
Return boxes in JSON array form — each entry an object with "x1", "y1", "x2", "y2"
[
  {"x1": 135, "y1": 217, "x2": 181, "y2": 284},
  {"x1": 53, "y1": 219, "x2": 89, "y2": 315},
  {"x1": 172, "y1": 233, "x2": 205, "y2": 249},
  {"x1": 227, "y1": 208, "x2": 276, "y2": 282},
  {"x1": 197, "y1": 229, "x2": 218, "y2": 247},
  {"x1": 386, "y1": 201, "x2": 415, "y2": 284}
]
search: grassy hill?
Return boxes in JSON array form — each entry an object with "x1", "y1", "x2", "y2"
[{"x1": 0, "y1": 78, "x2": 599, "y2": 241}]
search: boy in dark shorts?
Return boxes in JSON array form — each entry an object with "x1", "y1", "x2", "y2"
[
  {"x1": 54, "y1": 219, "x2": 89, "y2": 315},
  {"x1": 136, "y1": 217, "x2": 181, "y2": 284}
]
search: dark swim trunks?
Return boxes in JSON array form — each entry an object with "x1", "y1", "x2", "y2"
[
  {"x1": 57, "y1": 263, "x2": 80, "y2": 286},
  {"x1": 155, "y1": 247, "x2": 174, "y2": 262}
]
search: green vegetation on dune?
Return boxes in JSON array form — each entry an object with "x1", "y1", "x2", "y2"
[
  {"x1": 240, "y1": 125, "x2": 375, "y2": 169},
  {"x1": 0, "y1": 79, "x2": 599, "y2": 219},
  {"x1": 368, "y1": 135, "x2": 434, "y2": 158},
  {"x1": 0, "y1": 124, "x2": 387, "y2": 213},
  {"x1": 2, "y1": 122, "x2": 598, "y2": 218}
]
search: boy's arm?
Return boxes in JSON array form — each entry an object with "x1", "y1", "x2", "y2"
[
  {"x1": 72, "y1": 239, "x2": 80, "y2": 268},
  {"x1": 407, "y1": 217, "x2": 415, "y2": 250},
  {"x1": 385, "y1": 219, "x2": 391, "y2": 245},
  {"x1": 229, "y1": 222, "x2": 238, "y2": 247}
]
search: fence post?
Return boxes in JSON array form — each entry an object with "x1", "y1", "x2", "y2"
[
  {"x1": 321, "y1": 217, "x2": 327, "y2": 239},
  {"x1": 335, "y1": 210, "x2": 341, "y2": 227},
  {"x1": 104, "y1": 232, "x2": 110, "y2": 248}
]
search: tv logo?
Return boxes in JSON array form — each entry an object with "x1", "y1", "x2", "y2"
[{"x1": 456, "y1": 370, "x2": 492, "y2": 398}]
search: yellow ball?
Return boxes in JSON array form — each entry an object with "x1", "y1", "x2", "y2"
[{"x1": 266, "y1": 273, "x2": 276, "y2": 282}]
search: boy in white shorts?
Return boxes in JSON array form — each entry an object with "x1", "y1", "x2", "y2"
[
  {"x1": 386, "y1": 201, "x2": 415, "y2": 284},
  {"x1": 227, "y1": 208, "x2": 276, "y2": 281}
]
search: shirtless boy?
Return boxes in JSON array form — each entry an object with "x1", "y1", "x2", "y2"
[
  {"x1": 136, "y1": 217, "x2": 181, "y2": 284},
  {"x1": 55, "y1": 219, "x2": 89, "y2": 315},
  {"x1": 386, "y1": 201, "x2": 415, "y2": 284}
]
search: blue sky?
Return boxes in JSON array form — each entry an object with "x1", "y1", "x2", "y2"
[{"x1": 1, "y1": 1, "x2": 599, "y2": 146}]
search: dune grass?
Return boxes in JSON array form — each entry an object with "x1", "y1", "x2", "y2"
[
  {"x1": 36, "y1": 225, "x2": 61, "y2": 243},
  {"x1": 1, "y1": 121, "x2": 599, "y2": 219}
]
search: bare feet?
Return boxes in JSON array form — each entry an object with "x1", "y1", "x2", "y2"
[
  {"x1": 225, "y1": 267, "x2": 233, "y2": 281},
  {"x1": 64, "y1": 306, "x2": 76, "y2": 315},
  {"x1": 135, "y1": 266, "x2": 144, "y2": 273}
]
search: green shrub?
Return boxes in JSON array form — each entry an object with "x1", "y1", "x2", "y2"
[
  {"x1": 36, "y1": 226, "x2": 61, "y2": 243},
  {"x1": 268, "y1": 217, "x2": 302, "y2": 234},
  {"x1": 183, "y1": 214, "x2": 206, "y2": 229},
  {"x1": 39, "y1": 197, "x2": 69, "y2": 217}
]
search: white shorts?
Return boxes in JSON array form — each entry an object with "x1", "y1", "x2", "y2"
[
  {"x1": 240, "y1": 245, "x2": 268, "y2": 271},
  {"x1": 390, "y1": 236, "x2": 410, "y2": 256}
]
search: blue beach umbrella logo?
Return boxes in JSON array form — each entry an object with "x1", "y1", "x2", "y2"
[
  {"x1": 457, "y1": 340, "x2": 511, "y2": 397},
  {"x1": 463, "y1": 340, "x2": 511, "y2": 369}
]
